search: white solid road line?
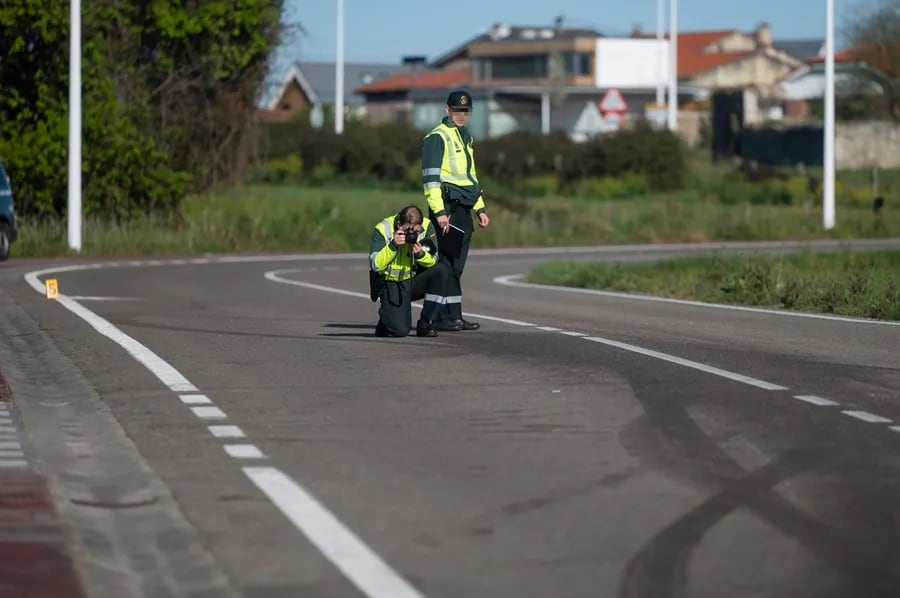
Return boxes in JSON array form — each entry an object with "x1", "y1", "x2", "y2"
[
  {"x1": 244, "y1": 466, "x2": 424, "y2": 598},
  {"x1": 493, "y1": 274, "x2": 900, "y2": 328},
  {"x1": 263, "y1": 270, "x2": 538, "y2": 327},
  {"x1": 265, "y1": 269, "x2": 787, "y2": 392},
  {"x1": 19, "y1": 251, "x2": 898, "y2": 597},
  {"x1": 23, "y1": 263, "x2": 426, "y2": 598},
  {"x1": 582, "y1": 336, "x2": 788, "y2": 391}
]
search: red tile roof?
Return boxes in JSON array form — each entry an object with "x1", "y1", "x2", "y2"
[
  {"x1": 680, "y1": 50, "x2": 751, "y2": 77},
  {"x1": 356, "y1": 68, "x2": 469, "y2": 93},
  {"x1": 807, "y1": 49, "x2": 853, "y2": 63}
]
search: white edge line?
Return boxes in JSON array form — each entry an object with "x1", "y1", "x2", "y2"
[
  {"x1": 67, "y1": 296, "x2": 141, "y2": 301},
  {"x1": 841, "y1": 410, "x2": 892, "y2": 424},
  {"x1": 582, "y1": 336, "x2": 788, "y2": 391},
  {"x1": 243, "y1": 466, "x2": 423, "y2": 598},
  {"x1": 493, "y1": 274, "x2": 900, "y2": 328},
  {"x1": 263, "y1": 270, "x2": 536, "y2": 327},
  {"x1": 23, "y1": 262, "x2": 422, "y2": 598},
  {"x1": 23, "y1": 272, "x2": 198, "y2": 393},
  {"x1": 264, "y1": 269, "x2": 790, "y2": 393}
]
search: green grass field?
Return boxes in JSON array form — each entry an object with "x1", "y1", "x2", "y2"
[
  {"x1": 13, "y1": 183, "x2": 900, "y2": 258},
  {"x1": 527, "y1": 250, "x2": 900, "y2": 320}
]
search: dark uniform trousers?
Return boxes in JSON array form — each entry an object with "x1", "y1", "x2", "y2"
[
  {"x1": 378, "y1": 259, "x2": 453, "y2": 337},
  {"x1": 429, "y1": 202, "x2": 473, "y2": 321}
]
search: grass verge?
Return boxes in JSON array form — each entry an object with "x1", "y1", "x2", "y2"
[
  {"x1": 12, "y1": 184, "x2": 900, "y2": 259},
  {"x1": 527, "y1": 250, "x2": 900, "y2": 321}
]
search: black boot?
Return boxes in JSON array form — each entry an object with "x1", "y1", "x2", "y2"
[
  {"x1": 416, "y1": 319, "x2": 438, "y2": 337},
  {"x1": 432, "y1": 319, "x2": 463, "y2": 332},
  {"x1": 448, "y1": 318, "x2": 480, "y2": 331},
  {"x1": 374, "y1": 321, "x2": 390, "y2": 337}
]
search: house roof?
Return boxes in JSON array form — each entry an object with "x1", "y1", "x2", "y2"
[
  {"x1": 431, "y1": 23, "x2": 602, "y2": 67},
  {"x1": 774, "y1": 39, "x2": 824, "y2": 61},
  {"x1": 268, "y1": 61, "x2": 407, "y2": 109},
  {"x1": 807, "y1": 49, "x2": 855, "y2": 63},
  {"x1": 356, "y1": 68, "x2": 469, "y2": 94}
]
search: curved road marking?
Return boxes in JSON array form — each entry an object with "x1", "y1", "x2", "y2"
[
  {"x1": 493, "y1": 273, "x2": 900, "y2": 327},
  {"x1": 19, "y1": 249, "x2": 900, "y2": 595},
  {"x1": 265, "y1": 269, "x2": 785, "y2": 390},
  {"x1": 22, "y1": 262, "x2": 424, "y2": 598}
]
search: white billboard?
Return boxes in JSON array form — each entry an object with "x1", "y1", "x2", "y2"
[{"x1": 595, "y1": 38, "x2": 670, "y2": 89}]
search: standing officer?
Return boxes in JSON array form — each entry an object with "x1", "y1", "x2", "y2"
[
  {"x1": 370, "y1": 205, "x2": 459, "y2": 337},
  {"x1": 421, "y1": 89, "x2": 490, "y2": 331}
]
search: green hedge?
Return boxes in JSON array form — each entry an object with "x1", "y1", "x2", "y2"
[{"x1": 256, "y1": 116, "x2": 688, "y2": 198}]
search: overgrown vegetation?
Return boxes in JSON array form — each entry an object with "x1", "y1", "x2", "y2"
[
  {"x1": 527, "y1": 250, "x2": 900, "y2": 320},
  {"x1": 0, "y1": 0, "x2": 285, "y2": 220}
]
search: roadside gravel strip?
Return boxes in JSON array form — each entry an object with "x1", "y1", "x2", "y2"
[{"x1": 0, "y1": 289, "x2": 236, "y2": 598}]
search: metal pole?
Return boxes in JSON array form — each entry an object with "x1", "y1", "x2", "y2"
[
  {"x1": 656, "y1": 0, "x2": 664, "y2": 106},
  {"x1": 667, "y1": 0, "x2": 678, "y2": 131},
  {"x1": 68, "y1": 0, "x2": 82, "y2": 252},
  {"x1": 823, "y1": 0, "x2": 835, "y2": 229},
  {"x1": 335, "y1": 0, "x2": 345, "y2": 134}
]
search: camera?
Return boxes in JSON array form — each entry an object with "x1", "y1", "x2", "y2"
[{"x1": 399, "y1": 226, "x2": 418, "y2": 245}]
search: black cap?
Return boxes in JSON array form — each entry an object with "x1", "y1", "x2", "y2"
[{"x1": 447, "y1": 90, "x2": 472, "y2": 111}]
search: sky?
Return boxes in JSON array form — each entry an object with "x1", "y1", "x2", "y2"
[{"x1": 277, "y1": 0, "x2": 864, "y2": 69}]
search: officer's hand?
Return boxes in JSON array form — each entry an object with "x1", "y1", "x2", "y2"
[
  {"x1": 437, "y1": 215, "x2": 449, "y2": 232},
  {"x1": 413, "y1": 242, "x2": 424, "y2": 258},
  {"x1": 478, "y1": 212, "x2": 490, "y2": 228},
  {"x1": 393, "y1": 229, "x2": 406, "y2": 246}
]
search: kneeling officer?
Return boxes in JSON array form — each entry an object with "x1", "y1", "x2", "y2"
[{"x1": 370, "y1": 205, "x2": 461, "y2": 337}]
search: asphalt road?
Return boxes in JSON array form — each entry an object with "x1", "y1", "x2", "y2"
[{"x1": 1, "y1": 239, "x2": 899, "y2": 598}]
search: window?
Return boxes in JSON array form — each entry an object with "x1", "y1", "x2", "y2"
[
  {"x1": 490, "y1": 55, "x2": 548, "y2": 79},
  {"x1": 563, "y1": 52, "x2": 591, "y2": 76}
]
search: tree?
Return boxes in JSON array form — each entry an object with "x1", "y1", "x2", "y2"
[
  {"x1": 845, "y1": 0, "x2": 900, "y2": 119},
  {"x1": 0, "y1": 0, "x2": 286, "y2": 220}
]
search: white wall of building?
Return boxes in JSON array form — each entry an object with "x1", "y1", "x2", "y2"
[{"x1": 594, "y1": 39, "x2": 669, "y2": 89}]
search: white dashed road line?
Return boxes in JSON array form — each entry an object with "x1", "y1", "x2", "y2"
[
  {"x1": 841, "y1": 410, "x2": 892, "y2": 424},
  {"x1": 793, "y1": 395, "x2": 840, "y2": 407},
  {"x1": 20, "y1": 253, "x2": 898, "y2": 598},
  {"x1": 264, "y1": 267, "x2": 898, "y2": 434},
  {"x1": 23, "y1": 265, "x2": 426, "y2": 598},
  {"x1": 0, "y1": 405, "x2": 27, "y2": 469}
]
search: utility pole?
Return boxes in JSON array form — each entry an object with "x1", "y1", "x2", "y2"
[
  {"x1": 823, "y1": 0, "x2": 835, "y2": 229},
  {"x1": 667, "y1": 0, "x2": 678, "y2": 131},
  {"x1": 68, "y1": 0, "x2": 82, "y2": 252},
  {"x1": 656, "y1": 0, "x2": 664, "y2": 106},
  {"x1": 335, "y1": 0, "x2": 345, "y2": 134}
]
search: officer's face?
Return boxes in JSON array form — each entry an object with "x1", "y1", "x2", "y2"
[{"x1": 447, "y1": 107, "x2": 469, "y2": 127}]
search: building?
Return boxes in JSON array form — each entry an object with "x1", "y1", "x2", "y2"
[
  {"x1": 267, "y1": 23, "x2": 816, "y2": 139},
  {"x1": 774, "y1": 50, "x2": 888, "y2": 119},
  {"x1": 263, "y1": 61, "x2": 406, "y2": 122}
]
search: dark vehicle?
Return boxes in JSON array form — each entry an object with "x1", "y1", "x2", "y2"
[{"x1": 0, "y1": 160, "x2": 18, "y2": 261}]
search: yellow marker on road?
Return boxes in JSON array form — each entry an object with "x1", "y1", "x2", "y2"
[{"x1": 45, "y1": 279, "x2": 59, "y2": 299}]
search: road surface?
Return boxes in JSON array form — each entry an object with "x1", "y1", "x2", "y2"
[{"x1": 1, "y1": 239, "x2": 899, "y2": 598}]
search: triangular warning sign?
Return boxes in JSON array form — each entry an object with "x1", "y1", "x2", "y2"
[
  {"x1": 573, "y1": 101, "x2": 605, "y2": 134},
  {"x1": 598, "y1": 87, "x2": 627, "y2": 113}
]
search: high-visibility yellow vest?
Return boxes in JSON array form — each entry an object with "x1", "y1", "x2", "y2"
[
  {"x1": 370, "y1": 215, "x2": 437, "y2": 282},
  {"x1": 426, "y1": 122, "x2": 479, "y2": 190}
]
